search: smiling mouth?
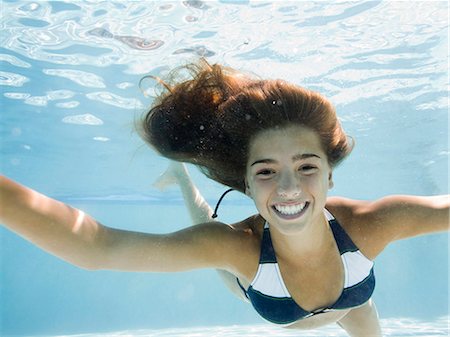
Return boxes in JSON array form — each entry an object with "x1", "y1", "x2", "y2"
[{"x1": 272, "y1": 202, "x2": 309, "y2": 219}]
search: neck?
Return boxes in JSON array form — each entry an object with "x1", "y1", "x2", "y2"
[{"x1": 269, "y1": 212, "x2": 332, "y2": 262}]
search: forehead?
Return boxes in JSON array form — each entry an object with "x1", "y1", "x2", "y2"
[{"x1": 248, "y1": 126, "x2": 324, "y2": 161}]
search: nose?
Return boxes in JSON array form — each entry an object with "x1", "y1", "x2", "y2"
[{"x1": 277, "y1": 171, "x2": 301, "y2": 199}]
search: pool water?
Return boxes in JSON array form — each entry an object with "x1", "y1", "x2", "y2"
[
  {"x1": 1, "y1": 1, "x2": 448, "y2": 336},
  {"x1": 45, "y1": 317, "x2": 450, "y2": 337}
]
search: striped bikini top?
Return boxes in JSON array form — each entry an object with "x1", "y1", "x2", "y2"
[{"x1": 239, "y1": 209, "x2": 375, "y2": 325}]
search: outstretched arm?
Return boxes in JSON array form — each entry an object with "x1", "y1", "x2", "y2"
[
  {"x1": 0, "y1": 176, "x2": 235, "y2": 272},
  {"x1": 0, "y1": 176, "x2": 105, "y2": 269},
  {"x1": 331, "y1": 195, "x2": 450, "y2": 258},
  {"x1": 366, "y1": 195, "x2": 449, "y2": 243}
]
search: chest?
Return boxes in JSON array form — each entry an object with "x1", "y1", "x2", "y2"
[
  {"x1": 235, "y1": 215, "x2": 376, "y2": 325},
  {"x1": 277, "y1": 248, "x2": 344, "y2": 312},
  {"x1": 238, "y1": 231, "x2": 346, "y2": 313}
]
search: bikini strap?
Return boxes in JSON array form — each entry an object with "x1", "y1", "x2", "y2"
[
  {"x1": 326, "y1": 211, "x2": 359, "y2": 254},
  {"x1": 259, "y1": 222, "x2": 277, "y2": 263}
]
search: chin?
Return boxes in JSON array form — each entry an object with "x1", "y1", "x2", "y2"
[{"x1": 267, "y1": 215, "x2": 310, "y2": 235}]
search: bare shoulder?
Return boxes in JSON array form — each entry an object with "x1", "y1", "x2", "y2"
[
  {"x1": 227, "y1": 214, "x2": 264, "y2": 279},
  {"x1": 326, "y1": 196, "x2": 367, "y2": 222},
  {"x1": 193, "y1": 215, "x2": 262, "y2": 278},
  {"x1": 186, "y1": 219, "x2": 258, "y2": 248},
  {"x1": 326, "y1": 196, "x2": 388, "y2": 259},
  {"x1": 229, "y1": 214, "x2": 266, "y2": 238}
]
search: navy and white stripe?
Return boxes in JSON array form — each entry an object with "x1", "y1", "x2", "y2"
[{"x1": 239, "y1": 209, "x2": 375, "y2": 325}]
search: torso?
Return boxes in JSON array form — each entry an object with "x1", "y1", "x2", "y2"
[{"x1": 228, "y1": 199, "x2": 376, "y2": 327}]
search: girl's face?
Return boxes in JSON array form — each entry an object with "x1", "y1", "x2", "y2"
[{"x1": 245, "y1": 125, "x2": 333, "y2": 235}]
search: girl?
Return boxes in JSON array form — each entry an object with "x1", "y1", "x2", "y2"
[{"x1": 1, "y1": 60, "x2": 448, "y2": 336}]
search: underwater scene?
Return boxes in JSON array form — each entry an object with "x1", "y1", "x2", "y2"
[{"x1": 1, "y1": 1, "x2": 448, "y2": 336}]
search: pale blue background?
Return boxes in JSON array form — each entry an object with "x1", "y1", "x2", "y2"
[{"x1": 1, "y1": 1, "x2": 448, "y2": 336}]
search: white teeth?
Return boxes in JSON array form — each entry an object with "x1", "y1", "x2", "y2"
[{"x1": 274, "y1": 203, "x2": 306, "y2": 215}]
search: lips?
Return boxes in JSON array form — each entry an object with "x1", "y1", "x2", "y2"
[{"x1": 272, "y1": 202, "x2": 309, "y2": 219}]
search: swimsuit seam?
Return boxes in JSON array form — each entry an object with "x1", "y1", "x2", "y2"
[
  {"x1": 341, "y1": 253, "x2": 349, "y2": 288},
  {"x1": 274, "y1": 263, "x2": 291, "y2": 297},
  {"x1": 249, "y1": 288, "x2": 293, "y2": 301},
  {"x1": 250, "y1": 264, "x2": 263, "y2": 287}
]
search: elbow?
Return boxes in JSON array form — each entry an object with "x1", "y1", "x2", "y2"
[
  {"x1": 75, "y1": 253, "x2": 122, "y2": 272},
  {"x1": 74, "y1": 248, "x2": 114, "y2": 270},
  {"x1": 77, "y1": 260, "x2": 103, "y2": 271},
  {"x1": 73, "y1": 218, "x2": 112, "y2": 270},
  {"x1": 65, "y1": 229, "x2": 111, "y2": 271},
  {"x1": 65, "y1": 254, "x2": 105, "y2": 271}
]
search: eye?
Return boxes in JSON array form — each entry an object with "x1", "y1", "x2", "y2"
[
  {"x1": 256, "y1": 169, "x2": 275, "y2": 177},
  {"x1": 299, "y1": 165, "x2": 318, "y2": 174}
]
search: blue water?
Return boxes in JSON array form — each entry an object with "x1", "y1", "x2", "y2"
[
  {"x1": 32, "y1": 318, "x2": 450, "y2": 337},
  {"x1": 1, "y1": 1, "x2": 448, "y2": 336}
]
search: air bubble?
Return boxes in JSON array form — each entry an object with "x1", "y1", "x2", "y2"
[{"x1": 93, "y1": 137, "x2": 110, "y2": 142}]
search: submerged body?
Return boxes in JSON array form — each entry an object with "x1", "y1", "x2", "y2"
[
  {"x1": 151, "y1": 125, "x2": 448, "y2": 335},
  {"x1": 1, "y1": 126, "x2": 447, "y2": 337},
  {"x1": 240, "y1": 211, "x2": 375, "y2": 325},
  {"x1": 1, "y1": 61, "x2": 449, "y2": 337},
  {"x1": 229, "y1": 211, "x2": 380, "y2": 334}
]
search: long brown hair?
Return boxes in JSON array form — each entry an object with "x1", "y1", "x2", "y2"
[{"x1": 140, "y1": 60, "x2": 353, "y2": 193}]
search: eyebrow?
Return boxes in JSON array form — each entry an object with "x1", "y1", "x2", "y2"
[{"x1": 250, "y1": 153, "x2": 321, "y2": 166}]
